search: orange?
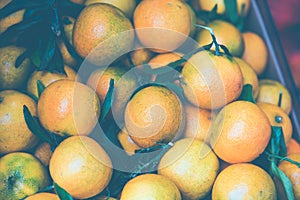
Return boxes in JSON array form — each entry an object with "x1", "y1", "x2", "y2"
[
  {"x1": 49, "y1": 136, "x2": 112, "y2": 199},
  {"x1": 183, "y1": 103, "x2": 216, "y2": 142},
  {"x1": 87, "y1": 66, "x2": 138, "y2": 124},
  {"x1": 124, "y1": 85, "x2": 184, "y2": 148},
  {"x1": 133, "y1": 0, "x2": 191, "y2": 53},
  {"x1": 181, "y1": 50, "x2": 243, "y2": 110},
  {"x1": 0, "y1": 90, "x2": 38, "y2": 154},
  {"x1": 186, "y1": 3, "x2": 197, "y2": 37},
  {"x1": 209, "y1": 100, "x2": 271, "y2": 163},
  {"x1": 0, "y1": 46, "x2": 33, "y2": 90},
  {"x1": 0, "y1": 152, "x2": 50, "y2": 199},
  {"x1": 34, "y1": 142, "x2": 52, "y2": 166},
  {"x1": 287, "y1": 138, "x2": 300, "y2": 154},
  {"x1": 27, "y1": 65, "x2": 77, "y2": 98},
  {"x1": 197, "y1": 0, "x2": 251, "y2": 16},
  {"x1": 57, "y1": 39, "x2": 78, "y2": 68},
  {"x1": 37, "y1": 80, "x2": 100, "y2": 136},
  {"x1": 257, "y1": 102, "x2": 292, "y2": 145},
  {"x1": 242, "y1": 32, "x2": 268, "y2": 75},
  {"x1": 212, "y1": 163, "x2": 277, "y2": 200},
  {"x1": 234, "y1": 57, "x2": 259, "y2": 98},
  {"x1": 117, "y1": 128, "x2": 141, "y2": 156},
  {"x1": 0, "y1": 0, "x2": 25, "y2": 34},
  {"x1": 196, "y1": 20, "x2": 244, "y2": 57},
  {"x1": 120, "y1": 173, "x2": 181, "y2": 200},
  {"x1": 129, "y1": 44, "x2": 154, "y2": 67},
  {"x1": 25, "y1": 192, "x2": 59, "y2": 200},
  {"x1": 158, "y1": 138, "x2": 219, "y2": 199},
  {"x1": 256, "y1": 79, "x2": 292, "y2": 114},
  {"x1": 73, "y1": 3, "x2": 134, "y2": 66},
  {"x1": 62, "y1": 16, "x2": 75, "y2": 45},
  {"x1": 85, "y1": 0, "x2": 136, "y2": 18},
  {"x1": 278, "y1": 153, "x2": 300, "y2": 199}
]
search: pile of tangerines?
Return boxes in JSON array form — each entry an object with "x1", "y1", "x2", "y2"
[{"x1": 0, "y1": 0, "x2": 300, "y2": 199}]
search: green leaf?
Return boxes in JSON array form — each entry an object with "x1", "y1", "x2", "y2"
[
  {"x1": 100, "y1": 79, "x2": 115, "y2": 123},
  {"x1": 37, "y1": 80, "x2": 46, "y2": 98},
  {"x1": 23, "y1": 105, "x2": 55, "y2": 146},
  {"x1": 208, "y1": 4, "x2": 218, "y2": 20},
  {"x1": 54, "y1": 182, "x2": 73, "y2": 200},
  {"x1": 224, "y1": 0, "x2": 239, "y2": 24},
  {"x1": 30, "y1": 50, "x2": 42, "y2": 68},
  {"x1": 40, "y1": 34, "x2": 56, "y2": 70},
  {"x1": 219, "y1": 44, "x2": 232, "y2": 58},
  {"x1": 238, "y1": 84, "x2": 256, "y2": 103}
]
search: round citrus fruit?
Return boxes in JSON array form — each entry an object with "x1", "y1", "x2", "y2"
[
  {"x1": 278, "y1": 153, "x2": 300, "y2": 199},
  {"x1": 0, "y1": 152, "x2": 50, "y2": 199},
  {"x1": 242, "y1": 32, "x2": 268, "y2": 75},
  {"x1": 34, "y1": 142, "x2": 52, "y2": 166},
  {"x1": 209, "y1": 100, "x2": 271, "y2": 163},
  {"x1": 257, "y1": 102, "x2": 292, "y2": 145},
  {"x1": 57, "y1": 39, "x2": 78, "y2": 68},
  {"x1": 158, "y1": 138, "x2": 219, "y2": 199},
  {"x1": 129, "y1": 44, "x2": 154, "y2": 67},
  {"x1": 25, "y1": 192, "x2": 59, "y2": 200},
  {"x1": 133, "y1": 0, "x2": 191, "y2": 53},
  {"x1": 37, "y1": 80, "x2": 100, "y2": 136},
  {"x1": 124, "y1": 85, "x2": 184, "y2": 148},
  {"x1": 256, "y1": 79, "x2": 292, "y2": 114},
  {"x1": 73, "y1": 3, "x2": 134, "y2": 66},
  {"x1": 181, "y1": 50, "x2": 243, "y2": 110},
  {"x1": 196, "y1": 20, "x2": 244, "y2": 57},
  {"x1": 49, "y1": 136, "x2": 112, "y2": 199},
  {"x1": 0, "y1": 90, "x2": 38, "y2": 154},
  {"x1": 212, "y1": 163, "x2": 277, "y2": 199},
  {"x1": 120, "y1": 173, "x2": 181, "y2": 200},
  {"x1": 0, "y1": 46, "x2": 32, "y2": 90},
  {"x1": 117, "y1": 128, "x2": 141, "y2": 156},
  {"x1": 62, "y1": 16, "x2": 76, "y2": 45},
  {"x1": 287, "y1": 139, "x2": 300, "y2": 154},
  {"x1": 27, "y1": 65, "x2": 77, "y2": 98},
  {"x1": 183, "y1": 103, "x2": 216, "y2": 142}
]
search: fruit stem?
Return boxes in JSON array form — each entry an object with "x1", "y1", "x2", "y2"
[
  {"x1": 194, "y1": 24, "x2": 221, "y2": 56},
  {"x1": 275, "y1": 115, "x2": 283, "y2": 123},
  {"x1": 278, "y1": 91, "x2": 283, "y2": 107},
  {"x1": 266, "y1": 152, "x2": 300, "y2": 167}
]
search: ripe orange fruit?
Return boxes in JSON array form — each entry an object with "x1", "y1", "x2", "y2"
[
  {"x1": 196, "y1": 20, "x2": 244, "y2": 57},
  {"x1": 181, "y1": 50, "x2": 243, "y2": 110},
  {"x1": 0, "y1": 90, "x2": 38, "y2": 154},
  {"x1": 73, "y1": 3, "x2": 134, "y2": 66},
  {"x1": 129, "y1": 44, "x2": 154, "y2": 67},
  {"x1": 85, "y1": 0, "x2": 136, "y2": 18},
  {"x1": 120, "y1": 173, "x2": 181, "y2": 200},
  {"x1": 242, "y1": 32, "x2": 268, "y2": 75},
  {"x1": 209, "y1": 101, "x2": 271, "y2": 163},
  {"x1": 117, "y1": 128, "x2": 141, "y2": 155},
  {"x1": 212, "y1": 163, "x2": 277, "y2": 200},
  {"x1": 158, "y1": 138, "x2": 219, "y2": 199},
  {"x1": 278, "y1": 153, "x2": 300, "y2": 199},
  {"x1": 234, "y1": 57, "x2": 259, "y2": 98},
  {"x1": 0, "y1": 0, "x2": 25, "y2": 34},
  {"x1": 183, "y1": 103, "x2": 216, "y2": 142},
  {"x1": 62, "y1": 16, "x2": 76, "y2": 45},
  {"x1": 287, "y1": 138, "x2": 300, "y2": 154},
  {"x1": 186, "y1": 3, "x2": 197, "y2": 37},
  {"x1": 257, "y1": 102, "x2": 292, "y2": 145},
  {"x1": 256, "y1": 79, "x2": 292, "y2": 114},
  {"x1": 197, "y1": 0, "x2": 251, "y2": 16},
  {"x1": 0, "y1": 46, "x2": 32, "y2": 90},
  {"x1": 49, "y1": 136, "x2": 112, "y2": 199},
  {"x1": 133, "y1": 0, "x2": 191, "y2": 53},
  {"x1": 25, "y1": 192, "x2": 59, "y2": 200},
  {"x1": 124, "y1": 85, "x2": 184, "y2": 148},
  {"x1": 87, "y1": 66, "x2": 138, "y2": 124},
  {"x1": 0, "y1": 152, "x2": 50, "y2": 199},
  {"x1": 37, "y1": 80, "x2": 100, "y2": 136},
  {"x1": 27, "y1": 65, "x2": 77, "y2": 98},
  {"x1": 34, "y1": 142, "x2": 52, "y2": 166}
]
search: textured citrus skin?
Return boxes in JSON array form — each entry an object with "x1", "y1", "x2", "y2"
[
  {"x1": 73, "y1": 3, "x2": 134, "y2": 66},
  {"x1": 209, "y1": 101, "x2": 271, "y2": 163},
  {"x1": 181, "y1": 50, "x2": 243, "y2": 110},
  {"x1": 134, "y1": 0, "x2": 191, "y2": 53},
  {"x1": 25, "y1": 192, "x2": 59, "y2": 200},
  {"x1": 258, "y1": 102, "x2": 292, "y2": 145},
  {"x1": 242, "y1": 32, "x2": 268, "y2": 75},
  {"x1": 120, "y1": 174, "x2": 181, "y2": 200},
  {"x1": 212, "y1": 163, "x2": 277, "y2": 200},
  {"x1": 49, "y1": 136, "x2": 112, "y2": 199},
  {"x1": 117, "y1": 129, "x2": 141, "y2": 155},
  {"x1": 37, "y1": 80, "x2": 100, "y2": 136},
  {"x1": 287, "y1": 139, "x2": 300, "y2": 154},
  {"x1": 34, "y1": 142, "x2": 52, "y2": 166},
  {"x1": 124, "y1": 86, "x2": 184, "y2": 148},
  {"x1": 158, "y1": 138, "x2": 219, "y2": 200},
  {"x1": 0, "y1": 152, "x2": 50, "y2": 200},
  {"x1": 0, "y1": 90, "x2": 38, "y2": 154},
  {"x1": 196, "y1": 20, "x2": 244, "y2": 57}
]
